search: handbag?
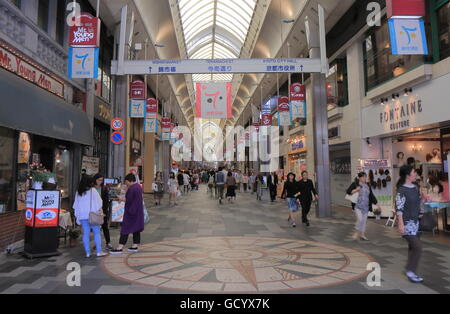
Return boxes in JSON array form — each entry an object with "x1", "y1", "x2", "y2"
[
  {"x1": 89, "y1": 189, "x2": 104, "y2": 226},
  {"x1": 345, "y1": 192, "x2": 359, "y2": 203}
]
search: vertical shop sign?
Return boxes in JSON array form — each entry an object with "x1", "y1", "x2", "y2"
[
  {"x1": 277, "y1": 96, "x2": 291, "y2": 126},
  {"x1": 388, "y1": 19, "x2": 428, "y2": 55},
  {"x1": 129, "y1": 81, "x2": 146, "y2": 99},
  {"x1": 68, "y1": 47, "x2": 99, "y2": 79},
  {"x1": 146, "y1": 98, "x2": 158, "y2": 118},
  {"x1": 144, "y1": 118, "x2": 158, "y2": 133},
  {"x1": 68, "y1": 13, "x2": 101, "y2": 47},
  {"x1": 129, "y1": 99, "x2": 146, "y2": 118},
  {"x1": 290, "y1": 83, "x2": 307, "y2": 119}
]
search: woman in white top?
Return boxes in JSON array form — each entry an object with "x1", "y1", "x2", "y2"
[
  {"x1": 168, "y1": 172, "x2": 179, "y2": 206},
  {"x1": 73, "y1": 176, "x2": 108, "y2": 258}
]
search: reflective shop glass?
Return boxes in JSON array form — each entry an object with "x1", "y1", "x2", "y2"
[
  {"x1": 438, "y1": 3, "x2": 450, "y2": 60},
  {"x1": 0, "y1": 128, "x2": 15, "y2": 213},
  {"x1": 364, "y1": 19, "x2": 424, "y2": 91}
]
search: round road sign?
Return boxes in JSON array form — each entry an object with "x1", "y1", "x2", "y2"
[
  {"x1": 111, "y1": 118, "x2": 125, "y2": 131},
  {"x1": 111, "y1": 132, "x2": 124, "y2": 144}
]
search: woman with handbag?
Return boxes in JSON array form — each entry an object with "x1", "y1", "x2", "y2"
[
  {"x1": 111, "y1": 173, "x2": 145, "y2": 254},
  {"x1": 347, "y1": 172, "x2": 381, "y2": 241},
  {"x1": 396, "y1": 165, "x2": 425, "y2": 283},
  {"x1": 73, "y1": 175, "x2": 108, "y2": 258}
]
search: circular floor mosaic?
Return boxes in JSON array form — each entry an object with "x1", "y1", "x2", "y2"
[{"x1": 102, "y1": 237, "x2": 374, "y2": 292}]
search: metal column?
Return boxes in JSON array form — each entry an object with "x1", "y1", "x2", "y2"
[{"x1": 305, "y1": 7, "x2": 332, "y2": 218}]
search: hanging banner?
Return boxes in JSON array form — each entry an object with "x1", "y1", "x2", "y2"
[
  {"x1": 278, "y1": 111, "x2": 292, "y2": 126},
  {"x1": 68, "y1": 47, "x2": 99, "y2": 79},
  {"x1": 162, "y1": 132, "x2": 171, "y2": 141},
  {"x1": 261, "y1": 114, "x2": 272, "y2": 126},
  {"x1": 388, "y1": 19, "x2": 428, "y2": 55},
  {"x1": 144, "y1": 118, "x2": 158, "y2": 133},
  {"x1": 129, "y1": 99, "x2": 145, "y2": 118},
  {"x1": 195, "y1": 82, "x2": 232, "y2": 119},
  {"x1": 161, "y1": 117, "x2": 172, "y2": 133},
  {"x1": 129, "y1": 80, "x2": 146, "y2": 99},
  {"x1": 278, "y1": 96, "x2": 290, "y2": 112},
  {"x1": 290, "y1": 83, "x2": 307, "y2": 119},
  {"x1": 146, "y1": 98, "x2": 158, "y2": 117},
  {"x1": 68, "y1": 13, "x2": 101, "y2": 47}
]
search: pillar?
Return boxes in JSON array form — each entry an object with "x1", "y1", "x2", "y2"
[{"x1": 143, "y1": 133, "x2": 155, "y2": 193}]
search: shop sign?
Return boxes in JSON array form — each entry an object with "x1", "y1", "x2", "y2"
[
  {"x1": 81, "y1": 156, "x2": 100, "y2": 176},
  {"x1": 68, "y1": 47, "x2": 99, "y2": 79},
  {"x1": 25, "y1": 190, "x2": 36, "y2": 227},
  {"x1": 196, "y1": 82, "x2": 232, "y2": 119},
  {"x1": 261, "y1": 114, "x2": 272, "y2": 126},
  {"x1": 68, "y1": 13, "x2": 101, "y2": 47},
  {"x1": 361, "y1": 159, "x2": 390, "y2": 169},
  {"x1": 0, "y1": 45, "x2": 64, "y2": 97},
  {"x1": 291, "y1": 139, "x2": 305, "y2": 151},
  {"x1": 290, "y1": 83, "x2": 306, "y2": 119},
  {"x1": 129, "y1": 99, "x2": 146, "y2": 118},
  {"x1": 34, "y1": 191, "x2": 60, "y2": 228},
  {"x1": 290, "y1": 83, "x2": 305, "y2": 101},
  {"x1": 96, "y1": 102, "x2": 112, "y2": 122},
  {"x1": 144, "y1": 118, "x2": 158, "y2": 133},
  {"x1": 387, "y1": 0, "x2": 425, "y2": 19},
  {"x1": 388, "y1": 19, "x2": 428, "y2": 55},
  {"x1": 146, "y1": 98, "x2": 158, "y2": 117},
  {"x1": 129, "y1": 81, "x2": 146, "y2": 99},
  {"x1": 161, "y1": 118, "x2": 172, "y2": 133}
]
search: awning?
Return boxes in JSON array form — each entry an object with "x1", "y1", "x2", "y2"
[{"x1": 0, "y1": 68, "x2": 94, "y2": 146}]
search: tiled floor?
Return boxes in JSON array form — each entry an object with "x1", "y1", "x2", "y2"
[{"x1": 1, "y1": 186, "x2": 450, "y2": 294}]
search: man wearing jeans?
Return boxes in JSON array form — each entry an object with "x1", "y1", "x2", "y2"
[{"x1": 215, "y1": 167, "x2": 226, "y2": 204}]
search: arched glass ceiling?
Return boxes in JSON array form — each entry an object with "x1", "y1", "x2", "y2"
[{"x1": 178, "y1": 0, "x2": 257, "y2": 83}]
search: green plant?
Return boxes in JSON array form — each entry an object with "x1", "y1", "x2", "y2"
[{"x1": 31, "y1": 171, "x2": 48, "y2": 182}]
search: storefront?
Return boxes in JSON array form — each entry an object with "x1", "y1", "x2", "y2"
[
  {"x1": 329, "y1": 143, "x2": 352, "y2": 207},
  {"x1": 287, "y1": 136, "x2": 307, "y2": 178},
  {"x1": 362, "y1": 71, "x2": 450, "y2": 224}
]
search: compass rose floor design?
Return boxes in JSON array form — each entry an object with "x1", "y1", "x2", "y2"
[{"x1": 102, "y1": 237, "x2": 373, "y2": 292}]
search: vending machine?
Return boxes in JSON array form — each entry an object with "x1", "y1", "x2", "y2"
[{"x1": 23, "y1": 189, "x2": 61, "y2": 258}]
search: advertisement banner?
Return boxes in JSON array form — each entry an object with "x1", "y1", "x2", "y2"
[
  {"x1": 34, "y1": 191, "x2": 60, "y2": 228},
  {"x1": 278, "y1": 110, "x2": 292, "y2": 126},
  {"x1": 129, "y1": 80, "x2": 146, "y2": 99},
  {"x1": 25, "y1": 190, "x2": 36, "y2": 227},
  {"x1": 68, "y1": 47, "x2": 99, "y2": 79},
  {"x1": 146, "y1": 98, "x2": 158, "y2": 117},
  {"x1": 290, "y1": 83, "x2": 307, "y2": 119},
  {"x1": 388, "y1": 19, "x2": 428, "y2": 55},
  {"x1": 129, "y1": 99, "x2": 146, "y2": 118},
  {"x1": 144, "y1": 118, "x2": 158, "y2": 133},
  {"x1": 261, "y1": 114, "x2": 272, "y2": 126},
  {"x1": 291, "y1": 101, "x2": 307, "y2": 119},
  {"x1": 81, "y1": 156, "x2": 100, "y2": 175},
  {"x1": 196, "y1": 82, "x2": 232, "y2": 119},
  {"x1": 161, "y1": 117, "x2": 172, "y2": 133},
  {"x1": 68, "y1": 13, "x2": 101, "y2": 47}
]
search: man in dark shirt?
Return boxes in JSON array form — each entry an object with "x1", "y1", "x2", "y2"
[
  {"x1": 267, "y1": 172, "x2": 279, "y2": 202},
  {"x1": 177, "y1": 171, "x2": 184, "y2": 193},
  {"x1": 297, "y1": 171, "x2": 318, "y2": 226}
]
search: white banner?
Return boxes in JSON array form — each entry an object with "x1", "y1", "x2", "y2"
[
  {"x1": 291, "y1": 101, "x2": 307, "y2": 119},
  {"x1": 144, "y1": 118, "x2": 158, "y2": 133},
  {"x1": 68, "y1": 47, "x2": 99, "y2": 79},
  {"x1": 389, "y1": 19, "x2": 428, "y2": 55},
  {"x1": 129, "y1": 99, "x2": 146, "y2": 118},
  {"x1": 278, "y1": 110, "x2": 292, "y2": 126},
  {"x1": 196, "y1": 82, "x2": 232, "y2": 119},
  {"x1": 112, "y1": 58, "x2": 323, "y2": 75}
]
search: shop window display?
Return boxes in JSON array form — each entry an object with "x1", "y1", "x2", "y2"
[
  {"x1": 0, "y1": 128, "x2": 15, "y2": 213},
  {"x1": 438, "y1": 2, "x2": 450, "y2": 61}
]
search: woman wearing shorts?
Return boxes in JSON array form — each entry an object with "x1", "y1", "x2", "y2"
[{"x1": 281, "y1": 173, "x2": 300, "y2": 227}]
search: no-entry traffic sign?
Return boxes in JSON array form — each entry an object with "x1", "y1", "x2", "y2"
[
  {"x1": 111, "y1": 132, "x2": 124, "y2": 144},
  {"x1": 111, "y1": 118, "x2": 125, "y2": 131}
]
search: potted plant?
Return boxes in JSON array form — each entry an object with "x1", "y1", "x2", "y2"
[
  {"x1": 31, "y1": 171, "x2": 47, "y2": 190},
  {"x1": 68, "y1": 229, "x2": 80, "y2": 248},
  {"x1": 373, "y1": 208, "x2": 382, "y2": 220}
]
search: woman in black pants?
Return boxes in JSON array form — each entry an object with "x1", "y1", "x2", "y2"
[
  {"x1": 396, "y1": 165, "x2": 424, "y2": 283},
  {"x1": 93, "y1": 174, "x2": 112, "y2": 250},
  {"x1": 297, "y1": 171, "x2": 318, "y2": 227}
]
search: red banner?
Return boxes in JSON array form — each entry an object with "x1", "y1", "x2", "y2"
[
  {"x1": 261, "y1": 114, "x2": 272, "y2": 126},
  {"x1": 387, "y1": 0, "x2": 425, "y2": 18},
  {"x1": 161, "y1": 117, "x2": 172, "y2": 132},
  {"x1": 146, "y1": 98, "x2": 158, "y2": 115},
  {"x1": 278, "y1": 96, "x2": 290, "y2": 112},
  {"x1": 130, "y1": 81, "x2": 146, "y2": 99},
  {"x1": 68, "y1": 13, "x2": 101, "y2": 47},
  {"x1": 290, "y1": 83, "x2": 306, "y2": 101}
]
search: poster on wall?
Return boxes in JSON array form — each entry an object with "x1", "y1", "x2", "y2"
[
  {"x1": 18, "y1": 132, "x2": 30, "y2": 164},
  {"x1": 81, "y1": 156, "x2": 100, "y2": 175}
]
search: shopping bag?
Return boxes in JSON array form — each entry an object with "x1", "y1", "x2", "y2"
[{"x1": 345, "y1": 192, "x2": 359, "y2": 203}]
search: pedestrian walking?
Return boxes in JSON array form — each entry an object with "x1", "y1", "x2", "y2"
[
  {"x1": 297, "y1": 171, "x2": 318, "y2": 227},
  {"x1": 281, "y1": 173, "x2": 300, "y2": 228},
  {"x1": 73, "y1": 175, "x2": 108, "y2": 258},
  {"x1": 167, "y1": 172, "x2": 179, "y2": 206},
  {"x1": 242, "y1": 172, "x2": 249, "y2": 192},
  {"x1": 396, "y1": 165, "x2": 425, "y2": 283},
  {"x1": 208, "y1": 171, "x2": 215, "y2": 198},
  {"x1": 111, "y1": 173, "x2": 145, "y2": 254},
  {"x1": 153, "y1": 171, "x2": 164, "y2": 206},
  {"x1": 347, "y1": 172, "x2": 381, "y2": 241},
  {"x1": 268, "y1": 172, "x2": 278, "y2": 202},
  {"x1": 93, "y1": 173, "x2": 113, "y2": 250},
  {"x1": 226, "y1": 171, "x2": 237, "y2": 203},
  {"x1": 177, "y1": 171, "x2": 184, "y2": 194},
  {"x1": 183, "y1": 171, "x2": 190, "y2": 194},
  {"x1": 215, "y1": 167, "x2": 226, "y2": 204}
]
